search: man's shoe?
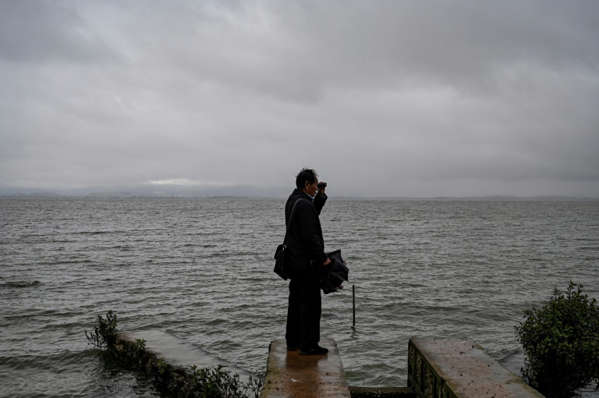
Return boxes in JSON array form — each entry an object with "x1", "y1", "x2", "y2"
[
  {"x1": 299, "y1": 345, "x2": 328, "y2": 355},
  {"x1": 313, "y1": 345, "x2": 328, "y2": 354},
  {"x1": 286, "y1": 340, "x2": 299, "y2": 351}
]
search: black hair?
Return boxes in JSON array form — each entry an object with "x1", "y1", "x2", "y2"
[{"x1": 295, "y1": 168, "x2": 318, "y2": 190}]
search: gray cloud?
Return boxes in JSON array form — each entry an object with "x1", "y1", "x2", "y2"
[
  {"x1": 0, "y1": 1, "x2": 118, "y2": 64},
  {"x1": 1, "y1": 0, "x2": 598, "y2": 197}
]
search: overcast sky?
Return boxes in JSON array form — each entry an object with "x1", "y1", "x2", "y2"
[{"x1": 1, "y1": 1, "x2": 598, "y2": 197}]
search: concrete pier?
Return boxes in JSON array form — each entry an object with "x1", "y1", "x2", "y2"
[
  {"x1": 260, "y1": 337, "x2": 351, "y2": 398},
  {"x1": 115, "y1": 332, "x2": 544, "y2": 397},
  {"x1": 118, "y1": 330, "x2": 251, "y2": 380},
  {"x1": 408, "y1": 338, "x2": 544, "y2": 398}
]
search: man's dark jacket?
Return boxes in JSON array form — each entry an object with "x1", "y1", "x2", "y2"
[{"x1": 284, "y1": 189, "x2": 327, "y2": 278}]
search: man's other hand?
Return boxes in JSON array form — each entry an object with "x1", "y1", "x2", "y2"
[
  {"x1": 323, "y1": 257, "x2": 331, "y2": 266},
  {"x1": 317, "y1": 181, "x2": 327, "y2": 194}
]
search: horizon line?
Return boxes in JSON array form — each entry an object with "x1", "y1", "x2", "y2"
[{"x1": 1, "y1": 192, "x2": 597, "y2": 200}]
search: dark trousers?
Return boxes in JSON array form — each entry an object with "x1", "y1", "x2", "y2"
[{"x1": 285, "y1": 278, "x2": 321, "y2": 350}]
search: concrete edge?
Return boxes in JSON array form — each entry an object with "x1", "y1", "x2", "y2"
[
  {"x1": 409, "y1": 336, "x2": 463, "y2": 394},
  {"x1": 348, "y1": 386, "x2": 416, "y2": 398},
  {"x1": 408, "y1": 337, "x2": 545, "y2": 398}
]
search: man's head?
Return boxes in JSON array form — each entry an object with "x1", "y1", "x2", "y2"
[{"x1": 296, "y1": 168, "x2": 319, "y2": 196}]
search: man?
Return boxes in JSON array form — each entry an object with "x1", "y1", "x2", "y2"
[{"x1": 284, "y1": 168, "x2": 330, "y2": 355}]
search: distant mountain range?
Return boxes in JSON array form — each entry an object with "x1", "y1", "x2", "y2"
[
  {"x1": 0, "y1": 184, "x2": 290, "y2": 198},
  {"x1": 0, "y1": 185, "x2": 597, "y2": 200}
]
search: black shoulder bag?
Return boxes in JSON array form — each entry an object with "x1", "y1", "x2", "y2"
[{"x1": 273, "y1": 199, "x2": 303, "y2": 280}]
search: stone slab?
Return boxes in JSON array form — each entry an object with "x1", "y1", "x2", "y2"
[
  {"x1": 119, "y1": 330, "x2": 251, "y2": 381},
  {"x1": 408, "y1": 338, "x2": 544, "y2": 398},
  {"x1": 261, "y1": 338, "x2": 351, "y2": 398}
]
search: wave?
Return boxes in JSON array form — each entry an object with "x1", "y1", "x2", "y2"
[
  {"x1": 0, "y1": 349, "x2": 97, "y2": 371},
  {"x1": 35, "y1": 259, "x2": 93, "y2": 266},
  {"x1": 73, "y1": 230, "x2": 130, "y2": 235},
  {"x1": 1, "y1": 280, "x2": 41, "y2": 288}
]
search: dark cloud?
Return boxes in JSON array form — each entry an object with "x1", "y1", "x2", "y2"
[{"x1": 1, "y1": 0, "x2": 598, "y2": 196}]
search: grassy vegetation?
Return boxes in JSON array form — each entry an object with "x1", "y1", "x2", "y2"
[{"x1": 86, "y1": 311, "x2": 263, "y2": 398}]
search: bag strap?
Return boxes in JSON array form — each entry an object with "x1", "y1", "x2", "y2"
[{"x1": 284, "y1": 198, "x2": 306, "y2": 244}]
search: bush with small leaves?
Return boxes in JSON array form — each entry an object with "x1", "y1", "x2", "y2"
[
  {"x1": 85, "y1": 310, "x2": 118, "y2": 350},
  {"x1": 85, "y1": 311, "x2": 263, "y2": 398},
  {"x1": 516, "y1": 282, "x2": 599, "y2": 398}
]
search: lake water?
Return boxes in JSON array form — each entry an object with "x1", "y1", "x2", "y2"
[{"x1": 1, "y1": 197, "x2": 598, "y2": 397}]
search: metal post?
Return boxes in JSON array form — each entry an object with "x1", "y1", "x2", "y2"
[{"x1": 352, "y1": 284, "x2": 356, "y2": 329}]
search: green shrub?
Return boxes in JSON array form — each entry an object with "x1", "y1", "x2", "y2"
[
  {"x1": 85, "y1": 310, "x2": 118, "y2": 349},
  {"x1": 85, "y1": 311, "x2": 263, "y2": 398},
  {"x1": 515, "y1": 281, "x2": 599, "y2": 397}
]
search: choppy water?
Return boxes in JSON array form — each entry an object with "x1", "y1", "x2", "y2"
[{"x1": 1, "y1": 197, "x2": 598, "y2": 397}]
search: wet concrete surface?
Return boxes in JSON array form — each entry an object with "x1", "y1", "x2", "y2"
[
  {"x1": 261, "y1": 338, "x2": 351, "y2": 398},
  {"x1": 120, "y1": 330, "x2": 251, "y2": 381},
  {"x1": 410, "y1": 338, "x2": 543, "y2": 397}
]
